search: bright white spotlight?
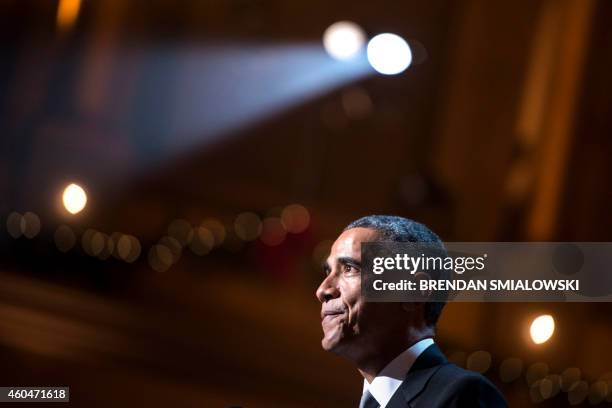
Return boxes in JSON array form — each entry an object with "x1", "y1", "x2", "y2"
[
  {"x1": 62, "y1": 183, "x2": 87, "y2": 214},
  {"x1": 323, "y1": 21, "x2": 366, "y2": 61},
  {"x1": 367, "y1": 33, "x2": 412, "y2": 75},
  {"x1": 530, "y1": 314, "x2": 555, "y2": 344}
]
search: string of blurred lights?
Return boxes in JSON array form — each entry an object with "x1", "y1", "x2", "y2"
[
  {"x1": 6, "y1": 212, "x2": 41, "y2": 239},
  {"x1": 5, "y1": 182, "x2": 313, "y2": 273},
  {"x1": 447, "y1": 347, "x2": 612, "y2": 405},
  {"x1": 147, "y1": 204, "x2": 311, "y2": 272},
  {"x1": 4, "y1": 178, "x2": 311, "y2": 277}
]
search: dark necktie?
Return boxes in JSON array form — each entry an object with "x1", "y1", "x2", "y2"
[{"x1": 359, "y1": 390, "x2": 380, "y2": 408}]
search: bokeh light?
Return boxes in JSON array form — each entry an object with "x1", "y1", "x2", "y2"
[
  {"x1": 189, "y1": 226, "x2": 215, "y2": 255},
  {"x1": 530, "y1": 375, "x2": 561, "y2": 403},
  {"x1": 600, "y1": 372, "x2": 612, "y2": 402},
  {"x1": 323, "y1": 21, "x2": 366, "y2": 61},
  {"x1": 280, "y1": 204, "x2": 310, "y2": 234},
  {"x1": 539, "y1": 377, "x2": 553, "y2": 399},
  {"x1": 81, "y1": 229, "x2": 97, "y2": 256},
  {"x1": 62, "y1": 183, "x2": 87, "y2": 215},
  {"x1": 22, "y1": 212, "x2": 41, "y2": 238},
  {"x1": 6, "y1": 212, "x2": 24, "y2": 239},
  {"x1": 95, "y1": 232, "x2": 112, "y2": 260},
  {"x1": 110, "y1": 232, "x2": 123, "y2": 260},
  {"x1": 530, "y1": 314, "x2": 555, "y2": 344},
  {"x1": 201, "y1": 218, "x2": 226, "y2": 247},
  {"x1": 529, "y1": 380, "x2": 545, "y2": 403},
  {"x1": 367, "y1": 33, "x2": 412, "y2": 75},
  {"x1": 341, "y1": 87, "x2": 373, "y2": 120},
  {"x1": 588, "y1": 380, "x2": 608, "y2": 405},
  {"x1": 542, "y1": 374, "x2": 562, "y2": 399},
  {"x1": 568, "y1": 380, "x2": 589, "y2": 405},
  {"x1": 466, "y1": 350, "x2": 491, "y2": 374},
  {"x1": 121, "y1": 235, "x2": 141, "y2": 263},
  {"x1": 561, "y1": 367, "x2": 582, "y2": 392},
  {"x1": 114, "y1": 234, "x2": 130, "y2": 260},
  {"x1": 108, "y1": 232, "x2": 141, "y2": 262},
  {"x1": 159, "y1": 236, "x2": 182, "y2": 264},
  {"x1": 168, "y1": 219, "x2": 194, "y2": 247},
  {"x1": 89, "y1": 231, "x2": 106, "y2": 257},
  {"x1": 526, "y1": 362, "x2": 549, "y2": 387},
  {"x1": 54, "y1": 225, "x2": 76, "y2": 253},
  {"x1": 148, "y1": 244, "x2": 173, "y2": 272},
  {"x1": 234, "y1": 212, "x2": 262, "y2": 241}
]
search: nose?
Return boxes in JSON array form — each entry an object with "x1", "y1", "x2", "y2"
[{"x1": 316, "y1": 274, "x2": 340, "y2": 303}]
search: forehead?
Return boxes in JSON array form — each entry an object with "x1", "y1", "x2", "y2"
[{"x1": 329, "y1": 227, "x2": 380, "y2": 259}]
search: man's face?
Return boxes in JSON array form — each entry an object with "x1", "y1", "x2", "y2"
[{"x1": 316, "y1": 227, "x2": 393, "y2": 354}]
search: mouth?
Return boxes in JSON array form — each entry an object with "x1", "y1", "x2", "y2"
[{"x1": 321, "y1": 310, "x2": 346, "y2": 322}]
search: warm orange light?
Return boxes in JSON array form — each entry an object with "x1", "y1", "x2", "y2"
[
  {"x1": 530, "y1": 314, "x2": 555, "y2": 344},
  {"x1": 62, "y1": 183, "x2": 87, "y2": 214},
  {"x1": 57, "y1": 0, "x2": 81, "y2": 32},
  {"x1": 281, "y1": 204, "x2": 310, "y2": 234}
]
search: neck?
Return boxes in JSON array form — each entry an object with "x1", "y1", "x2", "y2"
[{"x1": 355, "y1": 328, "x2": 433, "y2": 383}]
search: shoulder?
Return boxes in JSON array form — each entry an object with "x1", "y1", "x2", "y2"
[
  {"x1": 424, "y1": 363, "x2": 507, "y2": 407},
  {"x1": 435, "y1": 363, "x2": 493, "y2": 384}
]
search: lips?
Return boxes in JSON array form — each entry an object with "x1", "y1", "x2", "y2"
[{"x1": 321, "y1": 309, "x2": 346, "y2": 320}]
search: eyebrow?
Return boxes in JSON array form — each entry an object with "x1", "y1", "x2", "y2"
[
  {"x1": 322, "y1": 256, "x2": 362, "y2": 276},
  {"x1": 337, "y1": 256, "x2": 361, "y2": 267}
]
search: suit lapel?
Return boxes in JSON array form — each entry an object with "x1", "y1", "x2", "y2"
[{"x1": 385, "y1": 344, "x2": 448, "y2": 408}]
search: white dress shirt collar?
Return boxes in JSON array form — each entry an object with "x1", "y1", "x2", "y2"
[{"x1": 361, "y1": 338, "x2": 434, "y2": 408}]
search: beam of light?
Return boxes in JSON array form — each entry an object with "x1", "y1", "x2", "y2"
[
  {"x1": 21, "y1": 42, "x2": 372, "y2": 202},
  {"x1": 134, "y1": 43, "x2": 372, "y2": 157},
  {"x1": 57, "y1": 0, "x2": 81, "y2": 32},
  {"x1": 62, "y1": 183, "x2": 87, "y2": 214},
  {"x1": 323, "y1": 21, "x2": 366, "y2": 61},
  {"x1": 367, "y1": 33, "x2": 412, "y2": 75},
  {"x1": 530, "y1": 314, "x2": 555, "y2": 344}
]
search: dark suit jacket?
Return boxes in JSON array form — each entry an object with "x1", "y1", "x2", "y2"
[{"x1": 385, "y1": 344, "x2": 507, "y2": 408}]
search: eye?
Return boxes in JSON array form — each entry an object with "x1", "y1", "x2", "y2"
[{"x1": 343, "y1": 264, "x2": 354, "y2": 273}]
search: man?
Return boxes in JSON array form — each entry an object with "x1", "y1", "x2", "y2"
[{"x1": 316, "y1": 215, "x2": 507, "y2": 408}]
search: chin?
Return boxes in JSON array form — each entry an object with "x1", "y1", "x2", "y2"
[
  {"x1": 321, "y1": 331, "x2": 344, "y2": 352},
  {"x1": 321, "y1": 323, "x2": 358, "y2": 353},
  {"x1": 321, "y1": 333, "x2": 353, "y2": 355},
  {"x1": 321, "y1": 337, "x2": 337, "y2": 352}
]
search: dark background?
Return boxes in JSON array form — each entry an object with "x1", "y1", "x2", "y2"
[{"x1": 0, "y1": 0, "x2": 611, "y2": 406}]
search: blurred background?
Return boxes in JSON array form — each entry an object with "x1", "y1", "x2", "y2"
[{"x1": 1, "y1": 0, "x2": 611, "y2": 406}]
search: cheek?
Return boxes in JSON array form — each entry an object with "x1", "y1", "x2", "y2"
[{"x1": 340, "y1": 279, "x2": 364, "y2": 322}]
